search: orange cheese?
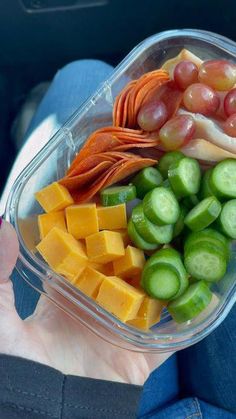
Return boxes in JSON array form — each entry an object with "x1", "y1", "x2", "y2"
[
  {"x1": 97, "y1": 204, "x2": 127, "y2": 230},
  {"x1": 113, "y1": 245, "x2": 145, "y2": 279},
  {"x1": 36, "y1": 227, "x2": 87, "y2": 282},
  {"x1": 35, "y1": 182, "x2": 73, "y2": 213},
  {"x1": 96, "y1": 276, "x2": 144, "y2": 322},
  {"x1": 128, "y1": 297, "x2": 164, "y2": 330},
  {"x1": 86, "y1": 230, "x2": 125, "y2": 263},
  {"x1": 113, "y1": 229, "x2": 131, "y2": 247},
  {"x1": 38, "y1": 211, "x2": 67, "y2": 239},
  {"x1": 66, "y1": 203, "x2": 99, "y2": 239},
  {"x1": 76, "y1": 267, "x2": 106, "y2": 298}
]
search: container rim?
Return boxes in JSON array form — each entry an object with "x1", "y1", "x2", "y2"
[{"x1": 5, "y1": 28, "x2": 236, "y2": 350}]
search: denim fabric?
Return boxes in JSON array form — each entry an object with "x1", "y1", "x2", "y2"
[{"x1": 5, "y1": 59, "x2": 236, "y2": 418}]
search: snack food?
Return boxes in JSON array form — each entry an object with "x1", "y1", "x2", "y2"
[{"x1": 35, "y1": 47, "x2": 236, "y2": 330}]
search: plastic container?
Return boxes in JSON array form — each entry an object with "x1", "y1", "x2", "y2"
[{"x1": 5, "y1": 29, "x2": 236, "y2": 352}]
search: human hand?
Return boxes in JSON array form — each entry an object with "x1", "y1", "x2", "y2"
[{"x1": 0, "y1": 219, "x2": 173, "y2": 385}]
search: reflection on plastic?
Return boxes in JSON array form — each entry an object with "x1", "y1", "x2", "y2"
[{"x1": 20, "y1": 0, "x2": 108, "y2": 13}]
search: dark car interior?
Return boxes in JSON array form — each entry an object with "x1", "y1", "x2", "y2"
[{"x1": 1, "y1": 0, "x2": 236, "y2": 194}]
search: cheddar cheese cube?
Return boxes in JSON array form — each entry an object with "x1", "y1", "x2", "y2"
[
  {"x1": 76, "y1": 267, "x2": 106, "y2": 298},
  {"x1": 113, "y1": 229, "x2": 131, "y2": 247},
  {"x1": 96, "y1": 276, "x2": 145, "y2": 322},
  {"x1": 66, "y1": 203, "x2": 99, "y2": 239},
  {"x1": 36, "y1": 227, "x2": 87, "y2": 282},
  {"x1": 35, "y1": 182, "x2": 73, "y2": 213},
  {"x1": 128, "y1": 297, "x2": 164, "y2": 330},
  {"x1": 97, "y1": 204, "x2": 127, "y2": 230},
  {"x1": 38, "y1": 211, "x2": 67, "y2": 239},
  {"x1": 86, "y1": 230, "x2": 125, "y2": 263},
  {"x1": 113, "y1": 245, "x2": 145, "y2": 279}
]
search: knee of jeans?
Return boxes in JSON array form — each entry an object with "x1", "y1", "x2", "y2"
[{"x1": 56, "y1": 59, "x2": 114, "y2": 81}]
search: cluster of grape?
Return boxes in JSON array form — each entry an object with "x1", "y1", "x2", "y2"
[{"x1": 137, "y1": 59, "x2": 236, "y2": 150}]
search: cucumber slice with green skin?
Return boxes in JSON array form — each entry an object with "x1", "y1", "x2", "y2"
[
  {"x1": 182, "y1": 195, "x2": 199, "y2": 210},
  {"x1": 143, "y1": 187, "x2": 180, "y2": 226},
  {"x1": 162, "y1": 178, "x2": 172, "y2": 190},
  {"x1": 184, "y1": 228, "x2": 229, "y2": 260},
  {"x1": 132, "y1": 167, "x2": 163, "y2": 199},
  {"x1": 210, "y1": 159, "x2": 236, "y2": 199},
  {"x1": 142, "y1": 248, "x2": 189, "y2": 298},
  {"x1": 131, "y1": 204, "x2": 173, "y2": 244},
  {"x1": 167, "y1": 280, "x2": 212, "y2": 323},
  {"x1": 219, "y1": 199, "x2": 236, "y2": 239},
  {"x1": 184, "y1": 242, "x2": 227, "y2": 282},
  {"x1": 200, "y1": 168, "x2": 215, "y2": 200},
  {"x1": 157, "y1": 151, "x2": 184, "y2": 179},
  {"x1": 173, "y1": 206, "x2": 188, "y2": 238},
  {"x1": 184, "y1": 196, "x2": 221, "y2": 232},
  {"x1": 100, "y1": 184, "x2": 136, "y2": 206},
  {"x1": 168, "y1": 157, "x2": 201, "y2": 199},
  {"x1": 142, "y1": 263, "x2": 181, "y2": 300},
  {"x1": 127, "y1": 219, "x2": 159, "y2": 251}
]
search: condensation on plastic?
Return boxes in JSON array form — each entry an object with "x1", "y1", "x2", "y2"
[{"x1": 5, "y1": 29, "x2": 236, "y2": 352}]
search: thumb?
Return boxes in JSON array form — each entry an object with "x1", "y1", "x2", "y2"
[{"x1": 0, "y1": 218, "x2": 19, "y2": 282}]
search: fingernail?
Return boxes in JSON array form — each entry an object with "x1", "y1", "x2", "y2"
[{"x1": 0, "y1": 216, "x2": 3, "y2": 228}]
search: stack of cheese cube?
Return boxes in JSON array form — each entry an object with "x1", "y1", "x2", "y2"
[{"x1": 35, "y1": 181, "x2": 164, "y2": 330}]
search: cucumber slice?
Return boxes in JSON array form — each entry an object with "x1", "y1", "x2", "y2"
[
  {"x1": 157, "y1": 151, "x2": 184, "y2": 179},
  {"x1": 168, "y1": 281, "x2": 212, "y2": 323},
  {"x1": 162, "y1": 178, "x2": 172, "y2": 190},
  {"x1": 142, "y1": 263, "x2": 180, "y2": 300},
  {"x1": 143, "y1": 187, "x2": 180, "y2": 226},
  {"x1": 131, "y1": 204, "x2": 173, "y2": 244},
  {"x1": 200, "y1": 168, "x2": 215, "y2": 199},
  {"x1": 168, "y1": 157, "x2": 201, "y2": 198},
  {"x1": 173, "y1": 206, "x2": 188, "y2": 238},
  {"x1": 184, "y1": 242, "x2": 227, "y2": 282},
  {"x1": 184, "y1": 197, "x2": 221, "y2": 232},
  {"x1": 100, "y1": 184, "x2": 136, "y2": 206},
  {"x1": 219, "y1": 199, "x2": 236, "y2": 239},
  {"x1": 142, "y1": 248, "x2": 189, "y2": 299},
  {"x1": 127, "y1": 219, "x2": 159, "y2": 251},
  {"x1": 132, "y1": 167, "x2": 163, "y2": 199},
  {"x1": 184, "y1": 228, "x2": 230, "y2": 260},
  {"x1": 210, "y1": 159, "x2": 236, "y2": 199},
  {"x1": 182, "y1": 195, "x2": 199, "y2": 210}
]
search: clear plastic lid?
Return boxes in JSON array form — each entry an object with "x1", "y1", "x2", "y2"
[{"x1": 5, "y1": 29, "x2": 236, "y2": 352}]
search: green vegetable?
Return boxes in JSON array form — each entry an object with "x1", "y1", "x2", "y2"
[
  {"x1": 182, "y1": 195, "x2": 199, "y2": 210},
  {"x1": 127, "y1": 219, "x2": 159, "y2": 251},
  {"x1": 157, "y1": 151, "x2": 184, "y2": 179},
  {"x1": 131, "y1": 204, "x2": 173, "y2": 244},
  {"x1": 143, "y1": 187, "x2": 180, "y2": 226},
  {"x1": 184, "y1": 241, "x2": 227, "y2": 282},
  {"x1": 132, "y1": 167, "x2": 163, "y2": 199},
  {"x1": 142, "y1": 263, "x2": 180, "y2": 300},
  {"x1": 184, "y1": 196, "x2": 221, "y2": 232},
  {"x1": 168, "y1": 157, "x2": 201, "y2": 198},
  {"x1": 100, "y1": 184, "x2": 136, "y2": 206},
  {"x1": 219, "y1": 199, "x2": 236, "y2": 239},
  {"x1": 173, "y1": 206, "x2": 188, "y2": 238},
  {"x1": 142, "y1": 248, "x2": 189, "y2": 299},
  {"x1": 184, "y1": 228, "x2": 230, "y2": 260},
  {"x1": 210, "y1": 159, "x2": 236, "y2": 199},
  {"x1": 168, "y1": 281, "x2": 212, "y2": 323},
  {"x1": 200, "y1": 168, "x2": 215, "y2": 199}
]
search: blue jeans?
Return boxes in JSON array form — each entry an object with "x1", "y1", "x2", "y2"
[{"x1": 12, "y1": 60, "x2": 236, "y2": 418}]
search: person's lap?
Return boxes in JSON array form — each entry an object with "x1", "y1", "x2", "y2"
[{"x1": 6, "y1": 59, "x2": 236, "y2": 416}]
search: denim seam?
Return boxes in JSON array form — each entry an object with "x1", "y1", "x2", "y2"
[
  {"x1": 1, "y1": 402, "x2": 58, "y2": 418},
  {"x1": 60, "y1": 375, "x2": 66, "y2": 419},
  {"x1": 185, "y1": 398, "x2": 203, "y2": 419},
  {"x1": 64, "y1": 402, "x2": 132, "y2": 416},
  {"x1": 4, "y1": 386, "x2": 59, "y2": 403}
]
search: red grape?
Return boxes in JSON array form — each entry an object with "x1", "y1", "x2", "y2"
[
  {"x1": 223, "y1": 113, "x2": 236, "y2": 137},
  {"x1": 159, "y1": 115, "x2": 195, "y2": 151},
  {"x1": 137, "y1": 100, "x2": 168, "y2": 131},
  {"x1": 224, "y1": 88, "x2": 236, "y2": 116},
  {"x1": 174, "y1": 60, "x2": 199, "y2": 90},
  {"x1": 199, "y1": 60, "x2": 236, "y2": 91},
  {"x1": 183, "y1": 83, "x2": 220, "y2": 116}
]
